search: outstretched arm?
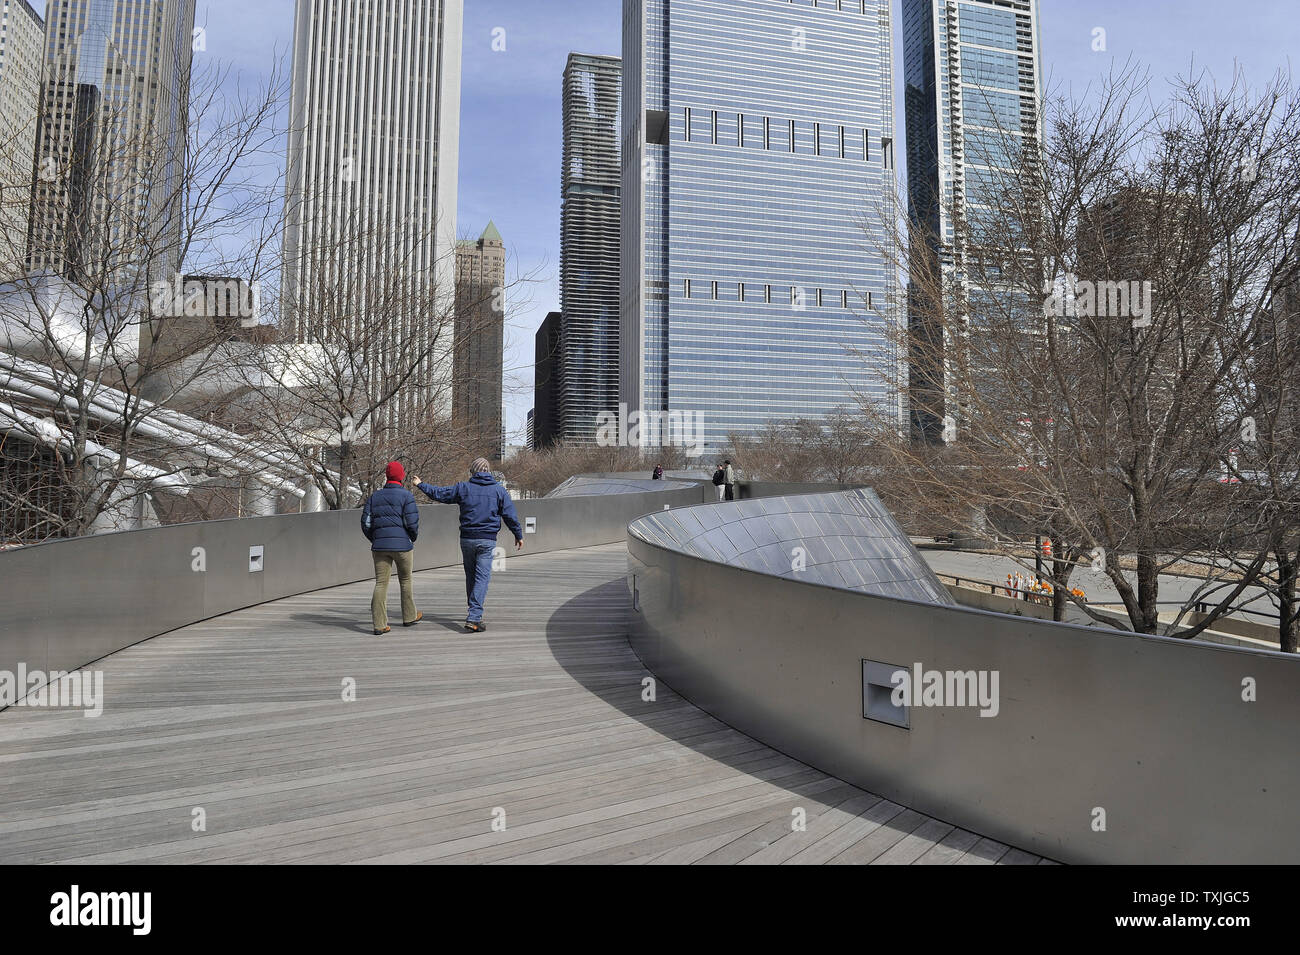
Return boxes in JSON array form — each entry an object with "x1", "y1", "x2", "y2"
[{"x1": 415, "y1": 480, "x2": 462, "y2": 504}]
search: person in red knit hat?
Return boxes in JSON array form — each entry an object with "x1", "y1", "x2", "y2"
[{"x1": 360, "y1": 461, "x2": 422, "y2": 634}]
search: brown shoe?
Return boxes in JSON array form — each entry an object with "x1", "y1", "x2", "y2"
[
  {"x1": 403, "y1": 612, "x2": 423, "y2": 627},
  {"x1": 374, "y1": 626, "x2": 391, "y2": 636},
  {"x1": 464, "y1": 620, "x2": 486, "y2": 633}
]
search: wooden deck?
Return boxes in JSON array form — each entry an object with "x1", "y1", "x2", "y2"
[{"x1": 0, "y1": 543, "x2": 1050, "y2": 864}]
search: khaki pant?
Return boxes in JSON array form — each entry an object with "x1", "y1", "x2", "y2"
[{"x1": 372, "y1": 550, "x2": 417, "y2": 631}]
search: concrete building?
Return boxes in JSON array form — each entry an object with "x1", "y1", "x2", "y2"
[
  {"x1": 0, "y1": 0, "x2": 43, "y2": 278},
  {"x1": 620, "y1": 0, "x2": 901, "y2": 457},
  {"x1": 454, "y1": 221, "x2": 505, "y2": 459},
  {"x1": 26, "y1": 0, "x2": 196, "y2": 282},
  {"x1": 281, "y1": 0, "x2": 463, "y2": 431},
  {"x1": 559, "y1": 52, "x2": 621, "y2": 444},
  {"x1": 902, "y1": 0, "x2": 1043, "y2": 442},
  {"x1": 532, "y1": 310, "x2": 561, "y2": 450}
]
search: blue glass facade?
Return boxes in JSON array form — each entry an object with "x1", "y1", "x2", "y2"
[{"x1": 622, "y1": 0, "x2": 901, "y2": 456}]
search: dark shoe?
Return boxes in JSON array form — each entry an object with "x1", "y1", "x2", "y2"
[
  {"x1": 403, "y1": 612, "x2": 423, "y2": 627},
  {"x1": 374, "y1": 626, "x2": 391, "y2": 636},
  {"x1": 464, "y1": 620, "x2": 486, "y2": 632}
]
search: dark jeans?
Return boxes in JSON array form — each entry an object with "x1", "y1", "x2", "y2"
[
  {"x1": 724, "y1": 483, "x2": 735, "y2": 501},
  {"x1": 460, "y1": 538, "x2": 497, "y2": 623}
]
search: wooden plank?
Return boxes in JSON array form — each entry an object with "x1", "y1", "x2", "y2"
[
  {"x1": 914, "y1": 827, "x2": 982, "y2": 864},
  {"x1": 0, "y1": 542, "x2": 1049, "y2": 866},
  {"x1": 955, "y1": 837, "x2": 1013, "y2": 864}
]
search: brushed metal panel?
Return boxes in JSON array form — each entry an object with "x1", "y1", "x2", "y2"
[
  {"x1": 626, "y1": 501, "x2": 1300, "y2": 864},
  {"x1": 0, "y1": 481, "x2": 706, "y2": 707}
]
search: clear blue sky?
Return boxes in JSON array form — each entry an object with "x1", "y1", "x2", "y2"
[{"x1": 28, "y1": 1, "x2": 1300, "y2": 444}]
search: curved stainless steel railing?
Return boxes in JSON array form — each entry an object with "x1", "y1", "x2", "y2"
[
  {"x1": 0, "y1": 477, "x2": 711, "y2": 695},
  {"x1": 625, "y1": 488, "x2": 1300, "y2": 864}
]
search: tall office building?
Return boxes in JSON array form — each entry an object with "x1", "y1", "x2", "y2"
[
  {"x1": 532, "y1": 309, "x2": 561, "y2": 450},
  {"x1": 282, "y1": 0, "x2": 463, "y2": 428},
  {"x1": 621, "y1": 0, "x2": 901, "y2": 456},
  {"x1": 902, "y1": 0, "x2": 1043, "y2": 441},
  {"x1": 558, "y1": 52, "x2": 621, "y2": 444},
  {"x1": 454, "y1": 221, "x2": 505, "y2": 459},
  {"x1": 0, "y1": 0, "x2": 43, "y2": 276},
  {"x1": 26, "y1": 0, "x2": 196, "y2": 281}
]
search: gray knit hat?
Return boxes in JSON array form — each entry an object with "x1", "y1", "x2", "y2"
[{"x1": 471, "y1": 457, "x2": 492, "y2": 474}]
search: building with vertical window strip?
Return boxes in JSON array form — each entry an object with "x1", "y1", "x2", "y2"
[
  {"x1": 0, "y1": 0, "x2": 43, "y2": 279},
  {"x1": 281, "y1": 0, "x2": 463, "y2": 429},
  {"x1": 621, "y1": 0, "x2": 902, "y2": 456},
  {"x1": 25, "y1": 0, "x2": 195, "y2": 282},
  {"x1": 902, "y1": 0, "x2": 1043, "y2": 442},
  {"x1": 559, "y1": 52, "x2": 621, "y2": 444}
]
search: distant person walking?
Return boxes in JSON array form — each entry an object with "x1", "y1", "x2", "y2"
[
  {"x1": 361, "y1": 461, "x2": 422, "y2": 635},
  {"x1": 651, "y1": 464, "x2": 663, "y2": 480},
  {"x1": 414, "y1": 458, "x2": 524, "y2": 632},
  {"x1": 723, "y1": 459, "x2": 737, "y2": 501},
  {"x1": 711, "y1": 463, "x2": 726, "y2": 501}
]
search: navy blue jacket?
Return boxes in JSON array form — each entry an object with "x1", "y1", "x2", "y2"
[
  {"x1": 417, "y1": 472, "x2": 524, "y2": 542},
  {"x1": 361, "y1": 482, "x2": 420, "y2": 552}
]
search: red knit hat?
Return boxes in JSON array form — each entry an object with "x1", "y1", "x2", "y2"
[{"x1": 385, "y1": 461, "x2": 405, "y2": 483}]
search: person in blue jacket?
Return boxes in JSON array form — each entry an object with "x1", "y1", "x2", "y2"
[
  {"x1": 413, "y1": 457, "x2": 523, "y2": 632},
  {"x1": 360, "y1": 461, "x2": 422, "y2": 635}
]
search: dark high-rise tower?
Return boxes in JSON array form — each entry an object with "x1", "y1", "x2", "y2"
[
  {"x1": 532, "y1": 310, "x2": 561, "y2": 450},
  {"x1": 902, "y1": 0, "x2": 1043, "y2": 442}
]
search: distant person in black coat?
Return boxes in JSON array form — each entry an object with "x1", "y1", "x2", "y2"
[
  {"x1": 651, "y1": 464, "x2": 663, "y2": 480},
  {"x1": 361, "y1": 461, "x2": 422, "y2": 635}
]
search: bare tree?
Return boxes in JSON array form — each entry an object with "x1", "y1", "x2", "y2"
[
  {"x1": 238, "y1": 194, "x2": 544, "y2": 509},
  {"x1": 868, "y1": 65, "x2": 1300, "y2": 640},
  {"x1": 727, "y1": 406, "x2": 882, "y2": 484},
  {"x1": 1222, "y1": 264, "x2": 1300, "y2": 649},
  {"x1": 0, "y1": 58, "x2": 290, "y2": 543}
]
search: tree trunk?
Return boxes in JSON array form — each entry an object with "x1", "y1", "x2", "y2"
[
  {"x1": 1277, "y1": 546, "x2": 1298, "y2": 654},
  {"x1": 1050, "y1": 537, "x2": 1069, "y2": 622},
  {"x1": 1136, "y1": 552, "x2": 1161, "y2": 634}
]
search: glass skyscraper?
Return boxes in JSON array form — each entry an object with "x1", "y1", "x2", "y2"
[
  {"x1": 559, "y1": 53, "x2": 621, "y2": 445},
  {"x1": 902, "y1": 0, "x2": 1042, "y2": 441},
  {"x1": 26, "y1": 0, "x2": 196, "y2": 281},
  {"x1": 0, "y1": 0, "x2": 43, "y2": 279},
  {"x1": 621, "y1": 0, "x2": 901, "y2": 456}
]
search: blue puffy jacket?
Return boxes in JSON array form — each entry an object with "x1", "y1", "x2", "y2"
[
  {"x1": 361, "y1": 482, "x2": 420, "y2": 552},
  {"x1": 417, "y1": 472, "x2": 524, "y2": 542}
]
